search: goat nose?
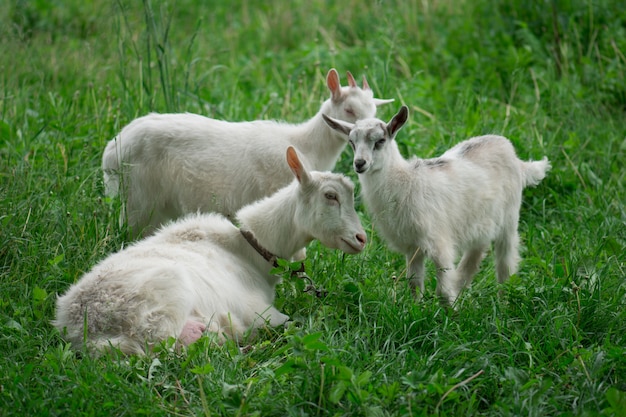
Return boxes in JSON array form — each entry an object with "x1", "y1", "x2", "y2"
[
  {"x1": 356, "y1": 233, "x2": 367, "y2": 248},
  {"x1": 354, "y1": 159, "x2": 366, "y2": 172}
]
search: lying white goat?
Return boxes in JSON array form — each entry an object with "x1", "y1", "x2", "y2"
[
  {"x1": 102, "y1": 68, "x2": 393, "y2": 237},
  {"x1": 323, "y1": 105, "x2": 550, "y2": 305},
  {"x1": 55, "y1": 147, "x2": 367, "y2": 355}
]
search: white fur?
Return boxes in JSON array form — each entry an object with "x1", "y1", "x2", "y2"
[
  {"x1": 323, "y1": 106, "x2": 551, "y2": 305},
  {"x1": 55, "y1": 147, "x2": 366, "y2": 354},
  {"x1": 103, "y1": 69, "x2": 393, "y2": 236}
]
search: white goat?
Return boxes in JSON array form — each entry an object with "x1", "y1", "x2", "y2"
[
  {"x1": 102, "y1": 68, "x2": 393, "y2": 237},
  {"x1": 55, "y1": 147, "x2": 367, "y2": 355},
  {"x1": 323, "y1": 105, "x2": 550, "y2": 305}
]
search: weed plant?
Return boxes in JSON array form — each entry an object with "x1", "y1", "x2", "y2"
[{"x1": 1, "y1": 0, "x2": 625, "y2": 415}]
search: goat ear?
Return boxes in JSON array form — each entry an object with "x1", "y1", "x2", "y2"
[
  {"x1": 387, "y1": 105, "x2": 409, "y2": 138},
  {"x1": 322, "y1": 113, "x2": 353, "y2": 137},
  {"x1": 326, "y1": 68, "x2": 342, "y2": 102},
  {"x1": 373, "y1": 97, "x2": 395, "y2": 107},
  {"x1": 362, "y1": 75, "x2": 370, "y2": 90},
  {"x1": 286, "y1": 146, "x2": 310, "y2": 184},
  {"x1": 361, "y1": 74, "x2": 394, "y2": 106},
  {"x1": 346, "y1": 71, "x2": 357, "y2": 88}
]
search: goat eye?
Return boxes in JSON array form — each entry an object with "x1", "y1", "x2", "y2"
[
  {"x1": 374, "y1": 139, "x2": 386, "y2": 150},
  {"x1": 325, "y1": 192, "x2": 338, "y2": 201},
  {"x1": 345, "y1": 108, "x2": 355, "y2": 116},
  {"x1": 348, "y1": 140, "x2": 355, "y2": 150}
]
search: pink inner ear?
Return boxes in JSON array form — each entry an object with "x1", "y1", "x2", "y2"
[
  {"x1": 286, "y1": 147, "x2": 303, "y2": 182},
  {"x1": 327, "y1": 69, "x2": 342, "y2": 100},
  {"x1": 346, "y1": 71, "x2": 357, "y2": 88}
]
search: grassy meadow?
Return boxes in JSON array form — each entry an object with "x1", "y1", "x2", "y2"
[{"x1": 1, "y1": 0, "x2": 625, "y2": 415}]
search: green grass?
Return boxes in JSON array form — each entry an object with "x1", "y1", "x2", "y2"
[{"x1": 1, "y1": 0, "x2": 625, "y2": 415}]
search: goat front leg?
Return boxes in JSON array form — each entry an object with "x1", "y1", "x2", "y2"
[
  {"x1": 406, "y1": 248, "x2": 426, "y2": 300},
  {"x1": 431, "y1": 245, "x2": 461, "y2": 306},
  {"x1": 495, "y1": 228, "x2": 520, "y2": 284}
]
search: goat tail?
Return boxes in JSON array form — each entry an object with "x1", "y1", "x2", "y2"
[
  {"x1": 521, "y1": 157, "x2": 551, "y2": 187},
  {"x1": 102, "y1": 138, "x2": 121, "y2": 197}
]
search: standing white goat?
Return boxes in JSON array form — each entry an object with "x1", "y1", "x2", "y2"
[
  {"x1": 102, "y1": 68, "x2": 393, "y2": 237},
  {"x1": 323, "y1": 105, "x2": 550, "y2": 305},
  {"x1": 55, "y1": 147, "x2": 367, "y2": 355}
]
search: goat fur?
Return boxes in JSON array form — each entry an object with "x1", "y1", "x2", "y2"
[
  {"x1": 55, "y1": 147, "x2": 366, "y2": 354},
  {"x1": 102, "y1": 69, "x2": 392, "y2": 236},
  {"x1": 323, "y1": 105, "x2": 550, "y2": 305}
]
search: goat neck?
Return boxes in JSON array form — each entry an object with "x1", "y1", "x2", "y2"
[
  {"x1": 236, "y1": 181, "x2": 311, "y2": 261},
  {"x1": 365, "y1": 139, "x2": 411, "y2": 177},
  {"x1": 289, "y1": 106, "x2": 348, "y2": 172}
]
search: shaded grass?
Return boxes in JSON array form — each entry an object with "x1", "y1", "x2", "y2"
[{"x1": 1, "y1": 0, "x2": 626, "y2": 415}]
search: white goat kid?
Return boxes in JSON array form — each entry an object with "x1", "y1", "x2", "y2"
[
  {"x1": 103, "y1": 68, "x2": 393, "y2": 237},
  {"x1": 323, "y1": 105, "x2": 550, "y2": 305},
  {"x1": 55, "y1": 147, "x2": 367, "y2": 355}
]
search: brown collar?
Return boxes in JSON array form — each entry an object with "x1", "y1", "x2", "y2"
[
  {"x1": 239, "y1": 229, "x2": 307, "y2": 275},
  {"x1": 240, "y1": 229, "x2": 279, "y2": 267},
  {"x1": 240, "y1": 229, "x2": 324, "y2": 296}
]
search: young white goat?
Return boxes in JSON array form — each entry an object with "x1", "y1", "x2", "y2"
[
  {"x1": 55, "y1": 147, "x2": 367, "y2": 355},
  {"x1": 323, "y1": 105, "x2": 550, "y2": 305},
  {"x1": 102, "y1": 68, "x2": 393, "y2": 237}
]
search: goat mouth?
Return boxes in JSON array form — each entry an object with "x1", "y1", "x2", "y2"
[{"x1": 341, "y1": 238, "x2": 364, "y2": 253}]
